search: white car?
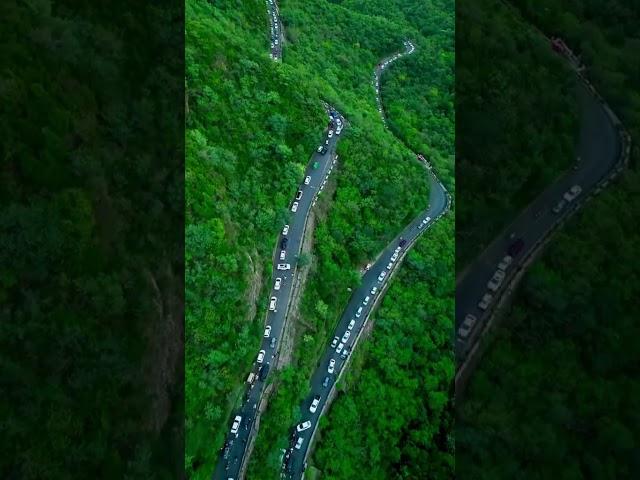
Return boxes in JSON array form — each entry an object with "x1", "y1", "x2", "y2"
[
  {"x1": 295, "y1": 190, "x2": 303, "y2": 200},
  {"x1": 478, "y1": 293, "x2": 493, "y2": 311},
  {"x1": 552, "y1": 199, "x2": 566, "y2": 214},
  {"x1": 563, "y1": 184, "x2": 582, "y2": 202},
  {"x1": 264, "y1": 325, "x2": 272, "y2": 338},
  {"x1": 328, "y1": 358, "x2": 336, "y2": 373},
  {"x1": 487, "y1": 270, "x2": 506, "y2": 292},
  {"x1": 341, "y1": 330, "x2": 351, "y2": 343},
  {"x1": 317, "y1": 145, "x2": 323, "y2": 153},
  {"x1": 330, "y1": 336, "x2": 339, "y2": 348},
  {"x1": 497, "y1": 255, "x2": 512, "y2": 271},
  {"x1": 257, "y1": 350, "x2": 266, "y2": 363},
  {"x1": 347, "y1": 319, "x2": 355, "y2": 330},
  {"x1": 276, "y1": 263, "x2": 291, "y2": 270},
  {"x1": 291, "y1": 202, "x2": 299, "y2": 212},
  {"x1": 370, "y1": 286, "x2": 378, "y2": 295},
  {"x1": 377, "y1": 271, "x2": 387, "y2": 282},
  {"x1": 269, "y1": 296, "x2": 277, "y2": 311},
  {"x1": 282, "y1": 224, "x2": 289, "y2": 235},
  {"x1": 391, "y1": 252, "x2": 398, "y2": 262},
  {"x1": 274, "y1": 39, "x2": 278, "y2": 45},
  {"x1": 394, "y1": 246, "x2": 402, "y2": 253},
  {"x1": 279, "y1": 250, "x2": 286, "y2": 260},
  {"x1": 304, "y1": 176, "x2": 311, "y2": 185},
  {"x1": 386, "y1": 262, "x2": 393, "y2": 270},
  {"x1": 231, "y1": 415, "x2": 242, "y2": 436},
  {"x1": 274, "y1": 277, "x2": 282, "y2": 290},
  {"x1": 294, "y1": 437, "x2": 305, "y2": 450},
  {"x1": 363, "y1": 295, "x2": 370, "y2": 306},
  {"x1": 458, "y1": 314, "x2": 477, "y2": 339},
  {"x1": 328, "y1": 130, "x2": 333, "y2": 138},
  {"x1": 296, "y1": 421, "x2": 312, "y2": 432},
  {"x1": 355, "y1": 306, "x2": 363, "y2": 318},
  {"x1": 336, "y1": 342, "x2": 344, "y2": 354},
  {"x1": 309, "y1": 395, "x2": 321, "y2": 413}
]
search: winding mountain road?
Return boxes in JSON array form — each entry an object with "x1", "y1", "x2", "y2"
[
  {"x1": 211, "y1": 107, "x2": 346, "y2": 480},
  {"x1": 454, "y1": 15, "x2": 631, "y2": 393},
  {"x1": 281, "y1": 40, "x2": 451, "y2": 480}
]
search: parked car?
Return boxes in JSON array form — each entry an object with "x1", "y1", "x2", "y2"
[
  {"x1": 295, "y1": 190, "x2": 303, "y2": 200},
  {"x1": 257, "y1": 350, "x2": 266, "y2": 363},
  {"x1": 363, "y1": 295, "x2": 370, "y2": 306},
  {"x1": 347, "y1": 319, "x2": 355, "y2": 330},
  {"x1": 377, "y1": 271, "x2": 387, "y2": 282},
  {"x1": 259, "y1": 363, "x2": 270, "y2": 380},
  {"x1": 507, "y1": 238, "x2": 525, "y2": 257},
  {"x1": 478, "y1": 293, "x2": 493, "y2": 311},
  {"x1": 328, "y1": 130, "x2": 333, "y2": 138},
  {"x1": 370, "y1": 286, "x2": 378, "y2": 296},
  {"x1": 274, "y1": 277, "x2": 282, "y2": 290},
  {"x1": 280, "y1": 237, "x2": 288, "y2": 249},
  {"x1": 355, "y1": 306, "x2": 363, "y2": 318},
  {"x1": 336, "y1": 342, "x2": 344, "y2": 354},
  {"x1": 264, "y1": 325, "x2": 272, "y2": 338},
  {"x1": 295, "y1": 437, "x2": 305, "y2": 450},
  {"x1": 497, "y1": 255, "x2": 512, "y2": 271},
  {"x1": 304, "y1": 176, "x2": 311, "y2": 185},
  {"x1": 269, "y1": 297, "x2": 277, "y2": 311},
  {"x1": 319, "y1": 146, "x2": 327, "y2": 155},
  {"x1": 328, "y1": 358, "x2": 335, "y2": 373},
  {"x1": 386, "y1": 262, "x2": 393, "y2": 270},
  {"x1": 291, "y1": 202, "x2": 299, "y2": 212},
  {"x1": 563, "y1": 184, "x2": 582, "y2": 202},
  {"x1": 231, "y1": 415, "x2": 242, "y2": 436},
  {"x1": 341, "y1": 330, "x2": 351, "y2": 343},
  {"x1": 309, "y1": 395, "x2": 321, "y2": 413},
  {"x1": 487, "y1": 270, "x2": 506, "y2": 292},
  {"x1": 270, "y1": 337, "x2": 277, "y2": 349},
  {"x1": 282, "y1": 224, "x2": 289, "y2": 235},
  {"x1": 341, "y1": 348, "x2": 349, "y2": 360},
  {"x1": 276, "y1": 263, "x2": 291, "y2": 270},
  {"x1": 552, "y1": 199, "x2": 566, "y2": 214},
  {"x1": 330, "y1": 336, "x2": 339, "y2": 348},
  {"x1": 296, "y1": 421, "x2": 312, "y2": 432},
  {"x1": 391, "y1": 252, "x2": 398, "y2": 262},
  {"x1": 322, "y1": 376, "x2": 330, "y2": 388},
  {"x1": 279, "y1": 250, "x2": 286, "y2": 260}
]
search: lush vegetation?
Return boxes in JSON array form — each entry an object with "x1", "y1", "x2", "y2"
[
  {"x1": 185, "y1": 1, "x2": 446, "y2": 478},
  {"x1": 1, "y1": 1, "x2": 182, "y2": 479},
  {"x1": 458, "y1": 0, "x2": 640, "y2": 477},
  {"x1": 245, "y1": 1, "x2": 454, "y2": 479},
  {"x1": 313, "y1": 216, "x2": 455, "y2": 480},
  {"x1": 456, "y1": 0, "x2": 579, "y2": 270}
]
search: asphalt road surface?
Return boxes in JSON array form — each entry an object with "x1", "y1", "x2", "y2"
[
  {"x1": 266, "y1": 0, "x2": 283, "y2": 61},
  {"x1": 454, "y1": 65, "x2": 622, "y2": 365},
  {"x1": 282, "y1": 40, "x2": 451, "y2": 480},
  {"x1": 211, "y1": 108, "x2": 346, "y2": 480}
]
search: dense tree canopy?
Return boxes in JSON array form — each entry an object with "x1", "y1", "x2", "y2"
[
  {"x1": 244, "y1": 1, "x2": 454, "y2": 479},
  {"x1": 185, "y1": 0, "x2": 453, "y2": 478},
  {"x1": 457, "y1": 0, "x2": 640, "y2": 478},
  {"x1": 1, "y1": 1, "x2": 183, "y2": 478}
]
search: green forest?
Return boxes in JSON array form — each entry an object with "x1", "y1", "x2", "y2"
[
  {"x1": 1, "y1": 1, "x2": 183, "y2": 479},
  {"x1": 185, "y1": 0, "x2": 452, "y2": 478},
  {"x1": 311, "y1": 216, "x2": 454, "y2": 480},
  {"x1": 456, "y1": 0, "x2": 578, "y2": 270},
  {"x1": 243, "y1": 1, "x2": 454, "y2": 479},
  {"x1": 457, "y1": 0, "x2": 640, "y2": 478}
]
